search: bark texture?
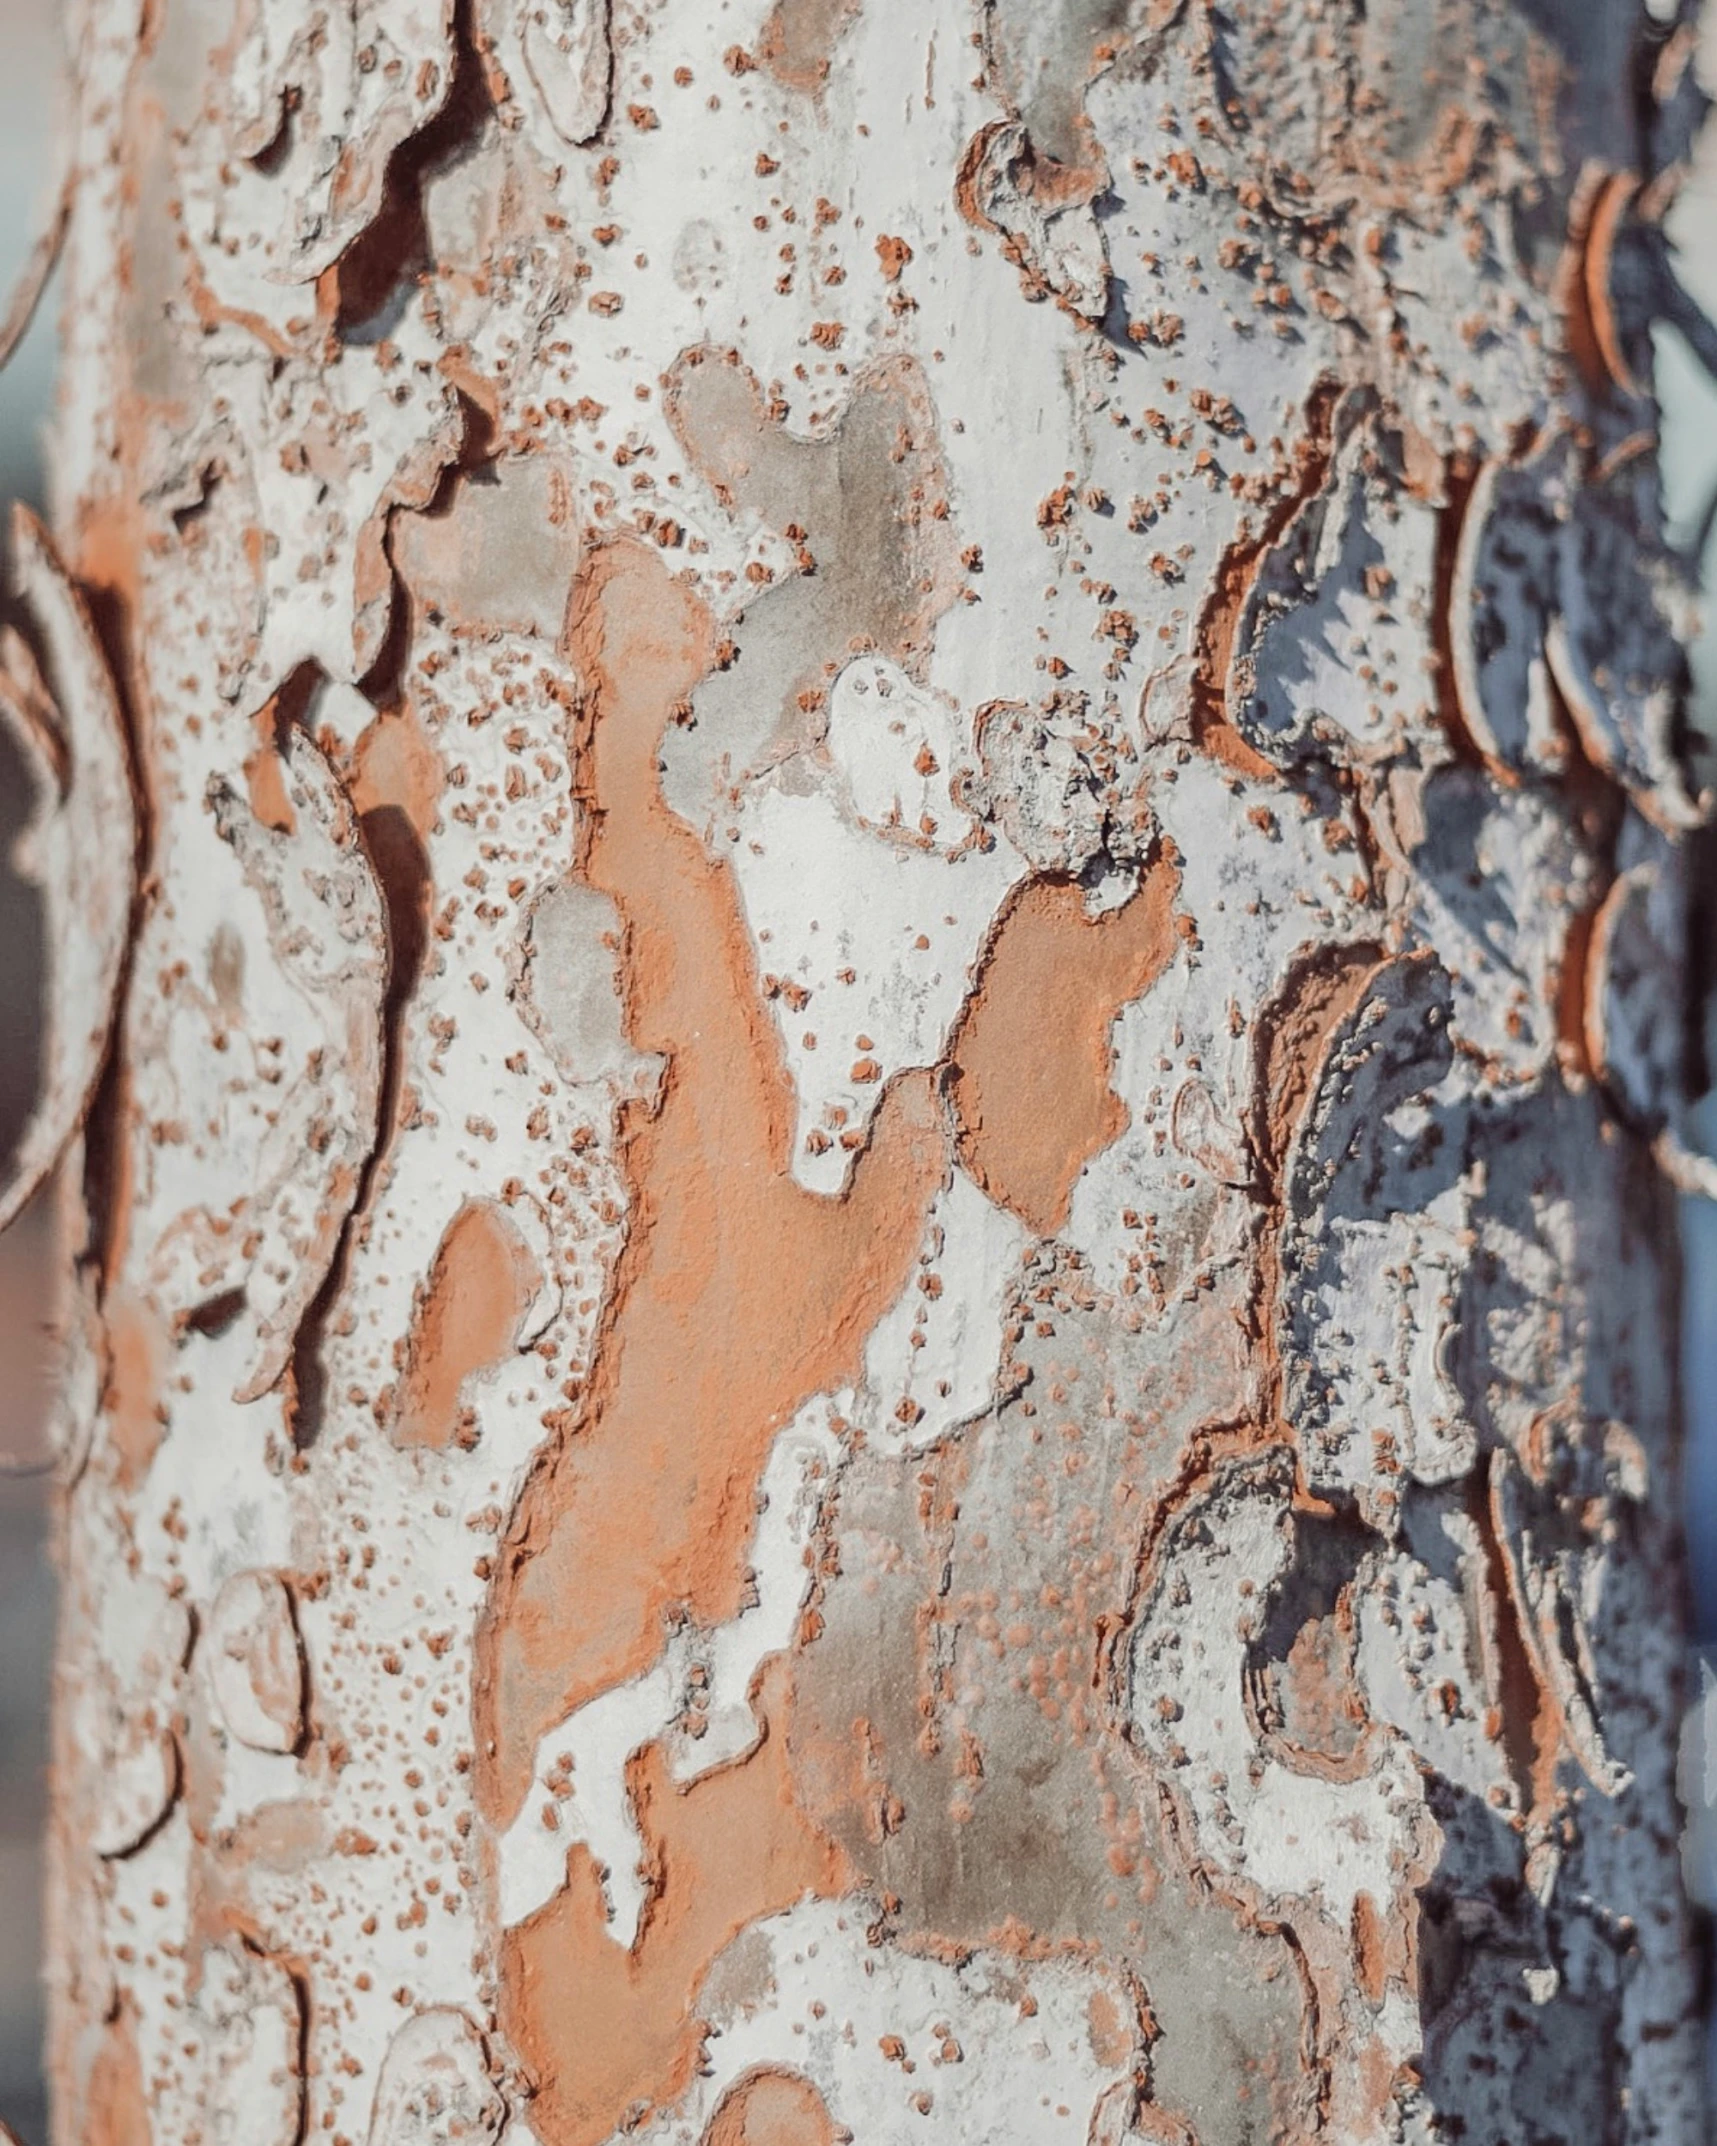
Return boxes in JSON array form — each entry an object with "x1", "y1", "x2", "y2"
[{"x1": 13, "y1": 0, "x2": 1717, "y2": 2141}]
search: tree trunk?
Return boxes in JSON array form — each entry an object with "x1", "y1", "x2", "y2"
[{"x1": 9, "y1": 0, "x2": 1714, "y2": 2139}]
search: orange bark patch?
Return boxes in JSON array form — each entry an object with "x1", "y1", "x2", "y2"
[
  {"x1": 948, "y1": 873, "x2": 1178, "y2": 1238},
  {"x1": 394, "y1": 1199, "x2": 542, "y2": 1450},
  {"x1": 350, "y1": 701, "x2": 444, "y2": 842},
  {"x1": 874, "y1": 234, "x2": 913, "y2": 283},
  {"x1": 1351, "y1": 1891, "x2": 1389, "y2": 2007},
  {"x1": 83, "y1": 2000, "x2": 151, "y2": 2146},
  {"x1": 501, "y1": 1664, "x2": 848, "y2": 2146},
  {"x1": 104, "y1": 1286, "x2": 168, "y2": 1490},
  {"x1": 243, "y1": 738, "x2": 296, "y2": 835},
  {"x1": 478, "y1": 539, "x2": 947, "y2": 1821},
  {"x1": 704, "y1": 2066, "x2": 840, "y2": 2146}
]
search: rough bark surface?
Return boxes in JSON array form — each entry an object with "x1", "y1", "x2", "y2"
[{"x1": 15, "y1": 0, "x2": 1717, "y2": 2141}]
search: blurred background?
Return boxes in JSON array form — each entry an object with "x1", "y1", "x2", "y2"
[
  {"x1": 0, "y1": 1, "x2": 64, "y2": 2140},
  {"x1": 0, "y1": 1, "x2": 1714, "y2": 2139}
]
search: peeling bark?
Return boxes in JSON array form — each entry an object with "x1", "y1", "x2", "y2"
[{"x1": 23, "y1": 0, "x2": 1717, "y2": 2141}]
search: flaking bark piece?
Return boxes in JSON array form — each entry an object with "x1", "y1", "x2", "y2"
[
  {"x1": 206, "y1": 726, "x2": 388, "y2": 1403},
  {"x1": 1455, "y1": 437, "x2": 1711, "y2": 829},
  {"x1": 1582, "y1": 843, "x2": 1717, "y2": 1196},
  {"x1": 206, "y1": 1570, "x2": 308, "y2": 1754},
  {"x1": 0, "y1": 506, "x2": 137, "y2": 1236},
  {"x1": 224, "y1": 0, "x2": 457, "y2": 286},
  {"x1": 477, "y1": 0, "x2": 614, "y2": 147},
  {"x1": 1449, "y1": 445, "x2": 1571, "y2": 780},
  {"x1": 1490, "y1": 1447, "x2": 1633, "y2": 1800},
  {"x1": 1584, "y1": 857, "x2": 1682, "y2": 1134},
  {"x1": 192, "y1": 1940, "x2": 306, "y2": 2146},
  {"x1": 366, "y1": 2010, "x2": 505, "y2": 2146},
  {"x1": 955, "y1": 119, "x2": 1110, "y2": 320},
  {"x1": 1546, "y1": 473, "x2": 1708, "y2": 832}
]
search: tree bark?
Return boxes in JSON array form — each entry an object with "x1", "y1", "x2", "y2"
[{"x1": 9, "y1": 0, "x2": 1715, "y2": 2140}]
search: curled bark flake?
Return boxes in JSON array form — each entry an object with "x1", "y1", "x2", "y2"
[
  {"x1": 192, "y1": 1940, "x2": 306, "y2": 2146},
  {"x1": 1448, "y1": 447, "x2": 1570, "y2": 782},
  {"x1": 0, "y1": 165, "x2": 70, "y2": 375},
  {"x1": 1489, "y1": 1449, "x2": 1632, "y2": 1800},
  {"x1": 200, "y1": 0, "x2": 458, "y2": 293},
  {"x1": 367, "y1": 2009, "x2": 505, "y2": 2146},
  {"x1": 955, "y1": 119, "x2": 1110, "y2": 321},
  {"x1": 206, "y1": 1569, "x2": 308, "y2": 1754},
  {"x1": 1583, "y1": 172, "x2": 1646, "y2": 402},
  {"x1": 1582, "y1": 843, "x2": 1717, "y2": 1197},
  {"x1": 78, "y1": 1581, "x2": 192, "y2": 1860},
  {"x1": 1583, "y1": 857, "x2": 1681, "y2": 1133},
  {"x1": 477, "y1": 0, "x2": 614, "y2": 148},
  {"x1": 0, "y1": 507, "x2": 137, "y2": 1236},
  {"x1": 1129, "y1": 1450, "x2": 1429, "y2": 1931},
  {"x1": 1451, "y1": 434, "x2": 1708, "y2": 828},
  {"x1": 201, "y1": 725, "x2": 388, "y2": 1402},
  {"x1": 1275, "y1": 954, "x2": 1464, "y2": 1515}
]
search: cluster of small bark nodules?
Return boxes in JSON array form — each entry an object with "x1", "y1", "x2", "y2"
[{"x1": 7, "y1": 0, "x2": 1716, "y2": 2141}]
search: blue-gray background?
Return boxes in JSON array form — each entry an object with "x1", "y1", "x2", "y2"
[{"x1": 0, "y1": 2, "x2": 1714, "y2": 2138}]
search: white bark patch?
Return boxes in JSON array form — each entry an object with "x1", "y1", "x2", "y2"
[
  {"x1": 232, "y1": 315, "x2": 467, "y2": 707},
  {"x1": 975, "y1": 690, "x2": 1148, "y2": 883},
  {"x1": 855, "y1": 1163, "x2": 1030, "y2": 1453},
  {"x1": 727, "y1": 702, "x2": 1024, "y2": 1196},
  {"x1": 0, "y1": 507, "x2": 135, "y2": 1234},
  {"x1": 652, "y1": 1900, "x2": 1141, "y2": 2146}
]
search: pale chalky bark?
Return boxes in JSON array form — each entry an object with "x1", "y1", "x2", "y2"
[{"x1": 11, "y1": 0, "x2": 1717, "y2": 2141}]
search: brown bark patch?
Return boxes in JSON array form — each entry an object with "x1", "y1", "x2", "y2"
[
  {"x1": 948, "y1": 872, "x2": 1178, "y2": 1239},
  {"x1": 478, "y1": 539, "x2": 947, "y2": 1820},
  {"x1": 394, "y1": 1199, "x2": 542, "y2": 1450},
  {"x1": 501, "y1": 1664, "x2": 847, "y2": 2146}
]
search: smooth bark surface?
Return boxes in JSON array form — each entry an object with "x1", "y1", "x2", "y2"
[{"x1": 11, "y1": 0, "x2": 1717, "y2": 2140}]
